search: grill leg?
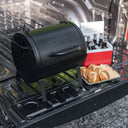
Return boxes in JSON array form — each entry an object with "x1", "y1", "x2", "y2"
[
  {"x1": 39, "y1": 79, "x2": 47, "y2": 103},
  {"x1": 16, "y1": 72, "x2": 21, "y2": 85},
  {"x1": 76, "y1": 66, "x2": 83, "y2": 89}
]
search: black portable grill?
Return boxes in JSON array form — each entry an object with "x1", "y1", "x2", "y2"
[{"x1": 0, "y1": 0, "x2": 128, "y2": 128}]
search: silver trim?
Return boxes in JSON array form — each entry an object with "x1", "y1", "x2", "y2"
[{"x1": 92, "y1": 0, "x2": 108, "y2": 8}]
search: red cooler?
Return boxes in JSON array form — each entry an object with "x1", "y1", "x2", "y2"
[{"x1": 83, "y1": 42, "x2": 113, "y2": 67}]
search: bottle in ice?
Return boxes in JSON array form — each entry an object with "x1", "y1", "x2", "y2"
[
  {"x1": 87, "y1": 36, "x2": 91, "y2": 50},
  {"x1": 102, "y1": 35, "x2": 108, "y2": 48},
  {"x1": 89, "y1": 41, "x2": 96, "y2": 50},
  {"x1": 93, "y1": 34, "x2": 97, "y2": 45},
  {"x1": 98, "y1": 33, "x2": 103, "y2": 47}
]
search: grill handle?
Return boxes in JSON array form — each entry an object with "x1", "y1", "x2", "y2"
[
  {"x1": 50, "y1": 45, "x2": 81, "y2": 57},
  {"x1": 11, "y1": 39, "x2": 32, "y2": 50},
  {"x1": 11, "y1": 29, "x2": 32, "y2": 50}
]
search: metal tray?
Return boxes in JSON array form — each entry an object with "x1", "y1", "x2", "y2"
[{"x1": 82, "y1": 71, "x2": 121, "y2": 85}]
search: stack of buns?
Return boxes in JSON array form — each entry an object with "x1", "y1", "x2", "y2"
[{"x1": 80, "y1": 64, "x2": 120, "y2": 83}]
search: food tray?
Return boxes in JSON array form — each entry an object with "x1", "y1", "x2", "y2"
[
  {"x1": 82, "y1": 76, "x2": 120, "y2": 85},
  {"x1": 82, "y1": 68, "x2": 121, "y2": 86}
]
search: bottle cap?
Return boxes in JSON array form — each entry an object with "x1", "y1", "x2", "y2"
[
  {"x1": 87, "y1": 36, "x2": 90, "y2": 39},
  {"x1": 94, "y1": 34, "x2": 97, "y2": 37}
]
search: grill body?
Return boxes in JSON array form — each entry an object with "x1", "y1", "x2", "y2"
[{"x1": 11, "y1": 22, "x2": 87, "y2": 82}]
